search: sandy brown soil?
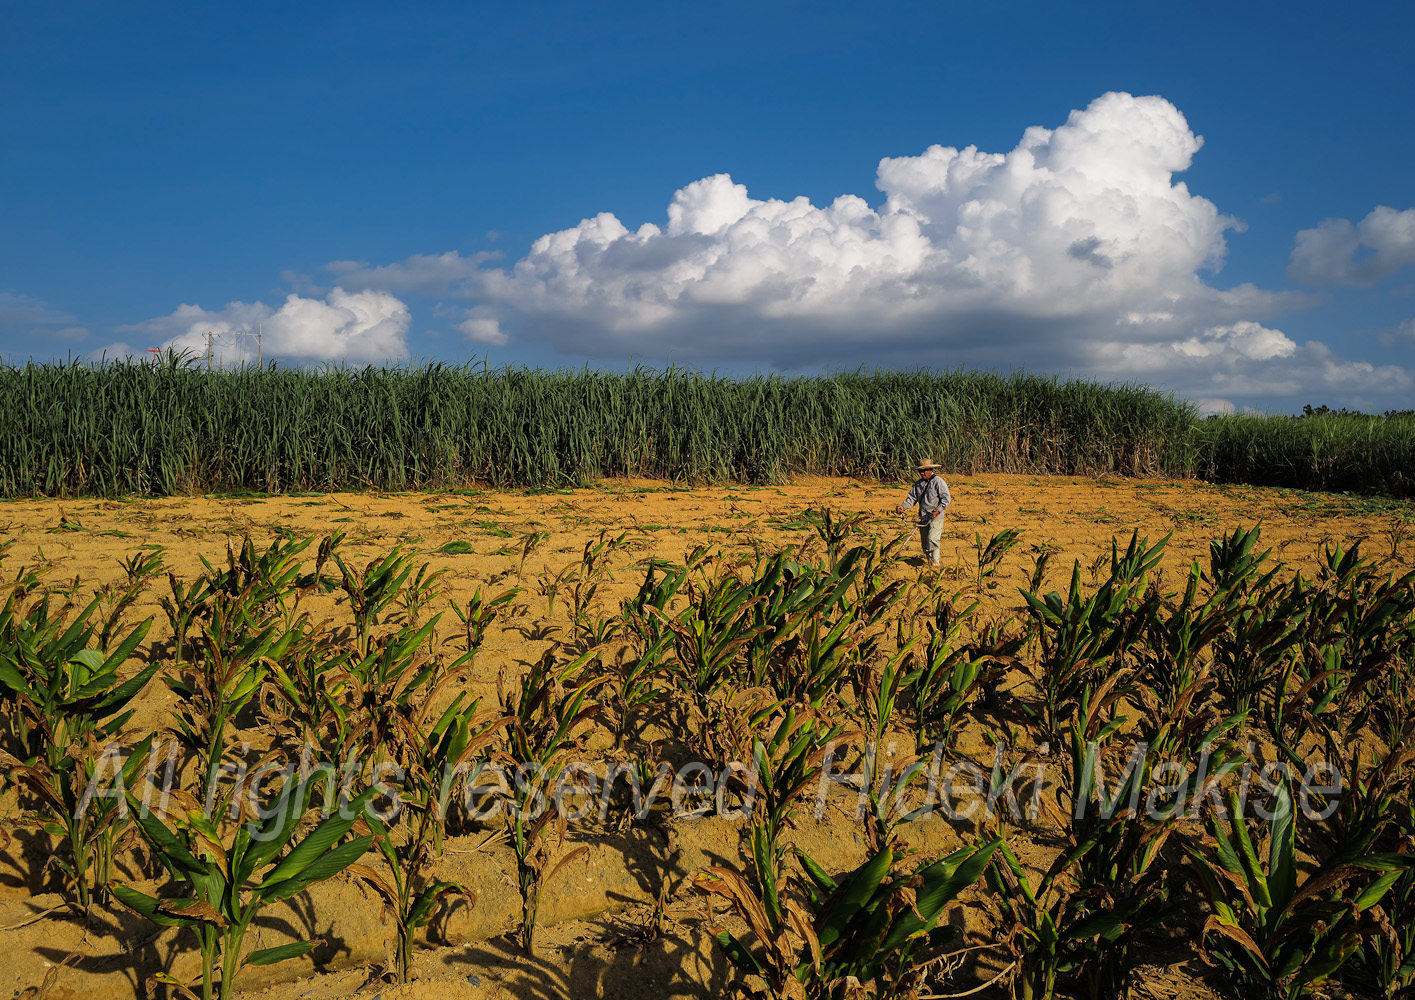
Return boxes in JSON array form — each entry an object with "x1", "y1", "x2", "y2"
[{"x1": 1, "y1": 473, "x2": 1411, "y2": 1000}]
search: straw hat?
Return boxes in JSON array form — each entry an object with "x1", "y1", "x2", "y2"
[{"x1": 914, "y1": 458, "x2": 942, "y2": 471}]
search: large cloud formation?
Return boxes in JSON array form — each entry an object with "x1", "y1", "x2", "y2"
[
  {"x1": 124, "y1": 91, "x2": 1413, "y2": 413},
  {"x1": 394, "y1": 90, "x2": 1392, "y2": 410},
  {"x1": 112, "y1": 288, "x2": 411, "y2": 365},
  {"x1": 469, "y1": 93, "x2": 1243, "y2": 367},
  {"x1": 1289, "y1": 206, "x2": 1415, "y2": 287},
  {"x1": 394, "y1": 90, "x2": 1404, "y2": 413}
]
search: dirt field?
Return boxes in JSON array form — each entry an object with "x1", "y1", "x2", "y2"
[{"x1": 2, "y1": 473, "x2": 1412, "y2": 1000}]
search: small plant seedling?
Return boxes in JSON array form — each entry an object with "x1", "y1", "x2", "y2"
[
  {"x1": 0, "y1": 598, "x2": 157, "y2": 908},
  {"x1": 974, "y1": 528, "x2": 1024, "y2": 591},
  {"x1": 517, "y1": 530, "x2": 550, "y2": 580},
  {"x1": 698, "y1": 835, "x2": 1001, "y2": 998},
  {"x1": 1385, "y1": 516, "x2": 1412, "y2": 563},
  {"x1": 334, "y1": 545, "x2": 415, "y2": 656},
  {"x1": 396, "y1": 562, "x2": 446, "y2": 627},
  {"x1": 495, "y1": 648, "x2": 605, "y2": 953},
  {"x1": 115, "y1": 777, "x2": 379, "y2": 1000}
]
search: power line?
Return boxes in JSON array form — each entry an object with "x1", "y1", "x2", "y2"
[{"x1": 199, "y1": 329, "x2": 266, "y2": 368}]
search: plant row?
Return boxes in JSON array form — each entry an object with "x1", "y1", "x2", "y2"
[
  {"x1": 2, "y1": 522, "x2": 1415, "y2": 999},
  {"x1": 0, "y1": 354, "x2": 1199, "y2": 495},
  {"x1": 5, "y1": 354, "x2": 1415, "y2": 497}
]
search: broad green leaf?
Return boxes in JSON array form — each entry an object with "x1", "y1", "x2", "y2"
[
  {"x1": 245, "y1": 939, "x2": 320, "y2": 966},
  {"x1": 95, "y1": 651, "x2": 161, "y2": 709},
  {"x1": 816, "y1": 845, "x2": 892, "y2": 952},
  {"x1": 716, "y1": 930, "x2": 765, "y2": 976},
  {"x1": 1267, "y1": 779, "x2": 1296, "y2": 911},
  {"x1": 798, "y1": 852, "x2": 838, "y2": 895},
  {"x1": 751, "y1": 825, "x2": 781, "y2": 926},
  {"x1": 877, "y1": 839, "x2": 999, "y2": 955},
  {"x1": 258, "y1": 836, "x2": 374, "y2": 903},
  {"x1": 0, "y1": 658, "x2": 32, "y2": 697},
  {"x1": 97, "y1": 618, "x2": 155, "y2": 682},
  {"x1": 408, "y1": 881, "x2": 465, "y2": 927},
  {"x1": 241, "y1": 783, "x2": 310, "y2": 874},
  {"x1": 111, "y1": 883, "x2": 200, "y2": 928},
  {"x1": 129, "y1": 802, "x2": 208, "y2": 877},
  {"x1": 1352, "y1": 868, "x2": 1404, "y2": 912},
  {"x1": 257, "y1": 792, "x2": 371, "y2": 889}
]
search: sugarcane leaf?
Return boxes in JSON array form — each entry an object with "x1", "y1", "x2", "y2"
[
  {"x1": 877, "y1": 839, "x2": 1000, "y2": 955},
  {"x1": 129, "y1": 802, "x2": 207, "y2": 876},
  {"x1": 111, "y1": 883, "x2": 200, "y2": 928},
  {"x1": 158, "y1": 898, "x2": 228, "y2": 926},
  {"x1": 97, "y1": 618, "x2": 155, "y2": 685},
  {"x1": 1067, "y1": 909, "x2": 1130, "y2": 943},
  {"x1": 259, "y1": 836, "x2": 375, "y2": 903},
  {"x1": 119, "y1": 734, "x2": 156, "y2": 782},
  {"x1": 408, "y1": 881, "x2": 465, "y2": 928},
  {"x1": 1201, "y1": 915, "x2": 1268, "y2": 965},
  {"x1": 241, "y1": 782, "x2": 313, "y2": 876},
  {"x1": 715, "y1": 930, "x2": 765, "y2": 976},
  {"x1": 798, "y1": 852, "x2": 838, "y2": 895},
  {"x1": 345, "y1": 863, "x2": 398, "y2": 905},
  {"x1": 0, "y1": 658, "x2": 33, "y2": 698},
  {"x1": 245, "y1": 939, "x2": 320, "y2": 966},
  {"x1": 164, "y1": 677, "x2": 195, "y2": 700},
  {"x1": 257, "y1": 796, "x2": 370, "y2": 890},
  {"x1": 816, "y1": 845, "x2": 892, "y2": 952},
  {"x1": 1352, "y1": 867, "x2": 1405, "y2": 912},
  {"x1": 1268, "y1": 779, "x2": 1297, "y2": 910}
]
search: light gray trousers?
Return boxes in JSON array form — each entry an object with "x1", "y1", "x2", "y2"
[{"x1": 918, "y1": 511, "x2": 946, "y2": 564}]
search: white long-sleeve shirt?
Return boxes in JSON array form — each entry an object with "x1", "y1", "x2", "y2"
[{"x1": 902, "y1": 475, "x2": 951, "y2": 516}]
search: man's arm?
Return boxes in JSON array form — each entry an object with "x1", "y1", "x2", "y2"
[{"x1": 896, "y1": 480, "x2": 922, "y2": 513}]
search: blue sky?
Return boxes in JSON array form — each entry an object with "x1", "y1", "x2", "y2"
[{"x1": 3, "y1": 0, "x2": 1413, "y2": 414}]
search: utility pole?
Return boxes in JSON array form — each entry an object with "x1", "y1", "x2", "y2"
[
  {"x1": 205, "y1": 330, "x2": 213, "y2": 370},
  {"x1": 257, "y1": 323, "x2": 263, "y2": 369}
]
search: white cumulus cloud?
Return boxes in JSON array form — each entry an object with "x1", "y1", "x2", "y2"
[
  {"x1": 1193, "y1": 397, "x2": 1237, "y2": 417},
  {"x1": 124, "y1": 288, "x2": 411, "y2": 365},
  {"x1": 1172, "y1": 321, "x2": 1297, "y2": 362},
  {"x1": 1289, "y1": 206, "x2": 1415, "y2": 287},
  {"x1": 318, "y1": 90, "x2": 1410, "y2": 410},
  {"x1": 468, "y1": 91, "x2": 1240, "y2": 366},
  {"x1": 1096, "y1": 322, "x2": 1415, "y2": 409},
  {"x1": 1377, "y1": 317, "x2": 1415, "y2": 348},
  {"x1": 328, "y1": 251, "x2": 498, "y2": 296},
  {"x1": 458, "y1": 314, "x2": 507, "y2": 346}
]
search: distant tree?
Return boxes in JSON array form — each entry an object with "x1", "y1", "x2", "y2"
[{"x1": 1297, "y1": 404, "x2": 1415, "y2": 419}]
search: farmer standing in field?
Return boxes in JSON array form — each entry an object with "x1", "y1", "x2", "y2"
[{"x1": 896, "y1": 458, "x2": 951, "y2": 568}]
